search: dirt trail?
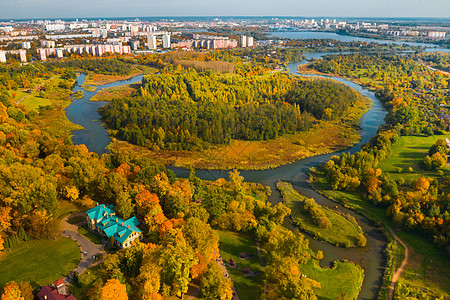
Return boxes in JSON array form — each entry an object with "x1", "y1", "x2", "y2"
[{"x1": 388, "y1": 232, "x2": 409, "y2": 300}]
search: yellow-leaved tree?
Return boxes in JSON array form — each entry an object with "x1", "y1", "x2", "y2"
[{"x1": 100, "y1": 279, "x2": 128, "y2": 300}]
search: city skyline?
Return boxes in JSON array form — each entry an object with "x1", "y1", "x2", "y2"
[{"x1": 2, "y1": 0, "x2": 450, "y2": 19}]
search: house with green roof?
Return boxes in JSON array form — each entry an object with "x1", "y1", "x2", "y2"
[{"x1": 86, "y1": 204, "x2": 143, "y2": 248}]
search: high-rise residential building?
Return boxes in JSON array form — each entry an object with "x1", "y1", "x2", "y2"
[
  {"x1": 99, "y1": 29, "x2": 108, "y2": 38},
  {"x1": 45, "y1": 24, "x2": 65, "y2": 31},
  {"x1": 19, "y1": 49, "x2": 27, "y2": 63},
  {"x1": 247, "y1": 36, "x2": 254, "y2": 47},
  {"x1": 56, "y1": 49, "x2": 63, "y2": 58},
  {"x1": 39, "y1": 49, "x2": 47, "y2": 61},
  {"x1": 162, "y1": 34, "x2": 171, "y2": 48},
  {"x1": 0, "y1": 51, "x2": 6, "y2": 63},
  {"x1": 130, "y1": 40, "x2": 140, "y2": 50},
  {"x1": 239, "y1": 35, "x2": 247, "y2": 47},
  {"x1": 21, "y1": 41, "x2": 31, "y2": 49},
  {"x1": 147, "y1": 34, "x2": 157, "y2": 49},
  {"x1": 41, "y1": 40, "x2": 56, "y2": 48}
]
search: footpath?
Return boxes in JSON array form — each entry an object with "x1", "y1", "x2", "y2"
[{"x1": 60, "y1": 213, "x2": 105, "y2": 278}]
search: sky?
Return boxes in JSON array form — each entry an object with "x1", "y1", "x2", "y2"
[{"x1": 1, "y1": 0, "x2": 450, "y2": 19}]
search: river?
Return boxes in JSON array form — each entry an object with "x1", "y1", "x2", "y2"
[
  {"x1": 65, "y1": 74, "x2": 144, "y2": 155},
  {"x1": 271, "y1": 31, "x2": 450, "y2": 53},
  {"x1": 65, "y1": 53, "x2": 388, "y2": 299}
]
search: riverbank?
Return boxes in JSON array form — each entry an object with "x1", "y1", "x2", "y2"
[{"x1": 83, "y1": 69, "x2": 143, "y2": 86}]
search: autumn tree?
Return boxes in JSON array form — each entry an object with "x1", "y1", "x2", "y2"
[
  {"x1": 264, "y1": 256, "x2": 317, "y2": 300},
  {"x1": 100, "y1": 279, "x2": 128, "y2": 300},
  {"x1": 159, "y1": 229, "x2": 197, "y2": 296},
  {"x1": 1, "y1": 281, "x2": 23, "y2": 300},
  {"x1": 200, "y1": 262, "x2": 233, "y2": 300},
  {"x1": 116, "y1": 191, "x2": 133, "y2": 220}
]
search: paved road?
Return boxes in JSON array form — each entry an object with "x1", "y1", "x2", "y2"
[{"x1": 60, "y1": 213, "x2": 105, "y2": 275}]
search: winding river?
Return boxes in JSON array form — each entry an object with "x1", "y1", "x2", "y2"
[{"x1": 65, "y1": 52, "x2": 388, "y2": 299}]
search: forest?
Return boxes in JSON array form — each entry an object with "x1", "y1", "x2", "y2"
[{"x1": 100, "y1": 68, "x2": 360, "y2": 151}]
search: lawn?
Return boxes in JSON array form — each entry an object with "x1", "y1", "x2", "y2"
[
  {"x1": 378, "y1": 134, "x2": 450, "y2": 182},
  {"x1": 20, "y1": 94, "x2": 52, "y2": 111},
  {"x1": 56, "y1": 200, "x2": 82, "y2": 220},
  {"x1": 0, "y1": 237, "x2": 80, "y2": 286},
  {"x1": 278, "y1": 181, "x2": 363, "y2": 247},
  {"x1": 78, "y1": 225, "x2": 102, "y2": 245},
  {"x1": 301, "y1": 258, "x2": 364, "y2": 300},
  {"x1": 218, "y1": 231, "x2": 264, "y2": 300}
]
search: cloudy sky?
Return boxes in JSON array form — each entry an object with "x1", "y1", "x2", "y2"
[{"x1": 2, "y1": 0, "x2": 449, "y2": 19}]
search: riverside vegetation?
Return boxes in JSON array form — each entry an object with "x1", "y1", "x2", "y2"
[{"x1": 308, "y1": 52, "x2": 450, "y2": 299}]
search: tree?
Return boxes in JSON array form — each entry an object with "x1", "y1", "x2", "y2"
[
  {"x1": 0, "y1": 207, "x2": 12, "y2": 232},
  {"x1": 17, "y1": 282, "x2": 33, "y2": 300},
  {"x1": 200, "y1": 263, "x2": 233, "y2": 300},
  {"x1": 100, "y1": 279, "x2": 128, "y2": 300},
  {"x1": 135, "y1": 190, "x2": 160, "y2": 216},
  {"x1": 264, "y1": 256, "x2": 317, "y2": 300},
  {"x1": 116, "y1": 191, "x2": 133, "y2": 220},
  {"x1": 356, "y1": 233, "x2": 367, "y2": 247},
  {"x1": 316, "y1": 250, "x2": 323, "y2": 261},
  {"x1": 160, "y1": 230, "x2": 197, "y2": 296},
  {"x1": 1, "y1": 281, "x2": 24, "y2": 300},
  {"x1": 414, "y1": 177, "x2": 430, "y2": 191}
]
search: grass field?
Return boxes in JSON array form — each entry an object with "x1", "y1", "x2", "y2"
[
  {"x1": 278, "y1": 181, "x2": 363, "y2": 247},
  {"x1": 301, "y1": 258, "x2": 364, "y2": 300},
  {"x1": 377, "y1": 134, "x2": 450, "y2": 182},
  {"x1": 312, "y1": 179, "x2": 450, "y2": 298},
  {"x1": 218, "y1": 231, "x2": 264, "y2": 300},
  {"x1": 0, "y1": 237, "x2": 80, "y2": 286},
  {"x1": 78, "y1": 225, "x2": 102, "y2": 245},
  {"x1": 56, "y1": 200, "x2": 82, "y2": 220}
]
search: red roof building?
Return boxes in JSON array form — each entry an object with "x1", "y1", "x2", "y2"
[{"x1": 37, "y1": 279, "x2": 76, "y2": 300}]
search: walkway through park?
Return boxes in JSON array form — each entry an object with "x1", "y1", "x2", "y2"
[{"x1": 60, "y1": 213, "x2": 105, "y2": 277}]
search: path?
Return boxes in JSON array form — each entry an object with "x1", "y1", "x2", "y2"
[
  {"x1": 60, "y1": 213, "x2": 105, "y2": 276},
  {"x1": 256, "y1": 242, "x2": 265, "y2": 267},
  {"x1": 216, "y1": 254, "x2": 240, "y2": 300},
  {"x1": 387, "y1": 232, "x2": 409, "y2": 300}
]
